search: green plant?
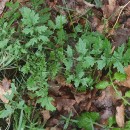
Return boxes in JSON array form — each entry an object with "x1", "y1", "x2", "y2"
[
  {"x1": 63, "y1": 32, "x2": 130, "y2": 90},
  {"x1": 77, "y1": 112, "x2": 100, "y2": 130}
]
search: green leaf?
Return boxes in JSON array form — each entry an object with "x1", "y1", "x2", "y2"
[
  {"x1": 125, "y1": 91, "x2": 130, "y2": 98},
  {"x1": 113, "y1": 61, "x2": 124, "y2": 73},
  {"x1": 55, "y1": 15, "x2": 67, "y2": 29},
  {"x1": 83, "y1": 56, "x2": 95, "y2": 68},
  {"x1": 96, "y1": 81, "x2": 109, "y2": 89},
  {"x1": 66, "y1": 45, "x2": 73, "y2": 57},
  {"x1": 0, "y1": 104, "x2": 14, "y2": 118},
  {"x1": 76, "y1": 38, "x2": 87, "y2": 55},
  {"x1": 37, "y1": 96, "x2": 56, "y2": 111},
  {"x1": 0, "y1": 39, "x2": 9, "y2": 48},
  {"x1": 26, "y1": 38, "x2": 37, "y2": 47},
  {"x1": 35, "y1": 25, "x2": 48, "y2": 34},
  {"x1": 38, "y1": 35, "x2": 49, "y2": 42},
  {"x1": 27, "y1": 77, "x2": 39, "y2": 91},
  {"x1": 74, "y1": 78, "x2": 80, "y2": 88},
  {"x1": 77, "y1": 112, "x2": 100, "y2": 130},
  {"x1": 63, "y1": 59, "x2": 73, "y2": 71},
  {"x1": 117, "y1": 44, "x2": 125, "y2": 55},
  {"x1": 94, "y1": 0, "x2": 102, "y2": 7},
  {"x1": 20, "y1": 7, "x2": 39, "y2": 26},
  {"x1": 111, "y1": 128, "x2": 122, "y2": 130},
  {"x1": 48, "y1": 20, "x2": 55, "y2": 29},
  {"x1": 22, "y1": 27, "x2": 34, "y2": 35},
  {"x1": 125, "y1": 121, "x2": 130, "y2": 129},
  {"x1": 108, "y1": 116, "x2": 116, "y2": 127},
  {"x1": 97, "y1": 56, "x2": 106, "y2": 70},
  {"x1": 114, "y1": 72, "x2": 126, "y2": 81},
  {"x1": 123, "y1": 49, "x2": 130, "y2": 66}
]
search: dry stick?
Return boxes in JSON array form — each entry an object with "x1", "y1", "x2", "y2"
[{"x1": 108, "y1": 0, "x2": 130, "y2": 37}]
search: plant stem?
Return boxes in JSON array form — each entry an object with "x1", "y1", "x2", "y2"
[{"x1": 109, "y1": 74, "x2": 130, "y2": 106}]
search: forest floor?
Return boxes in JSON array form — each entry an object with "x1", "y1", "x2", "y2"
[{"x1": 0, "y1": 0, "x2": 130, "y2": 130}]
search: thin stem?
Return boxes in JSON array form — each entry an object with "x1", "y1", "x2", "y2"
[
  {"x1": 18, "y1": 109, "x2": 24, "y2": 130},
  {"x1": 108, "y1": 1, "x2": 130, "y2": 36},
  {"x1": 109, "y1": 74, "x2": 130, "y2": 106}
]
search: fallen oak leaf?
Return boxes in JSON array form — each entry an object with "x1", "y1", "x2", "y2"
[
  {"x1": 2, "y1": 78, "x2": 11, "y2": 90},
  {"x1": 41, "y1": 110, "x2": 50, "y2": 122},
  {"x1": 55, "y1": 98, "x2": 76, "y2": 111},
  {"x1": 0, "y1": 0, "x2": 9, "y2": 15},
  {"x1": 0, "y1": 78, "x2": 12, "y2": 103},
  {"x1": 74, "y1": 93, "x2": 87, "y2": 104},
  {"x1": 125, "y1": 65, "x2": 130, "y2": 77},
  {"x1": 0, "y1": 87, "x2": 12, "y2": 103},
  {"x1": 108, "y1": 0, "x2": 116, "y2": 12},
  {"x1": 55, "y1": 75, "x2": 72, "y2": 87},
  {"x1": 75, "y1": 0, "x2": 95, "y2": 16},
  {"x1": 116, "y1": 104, "x2": 125, "y2": 128}
]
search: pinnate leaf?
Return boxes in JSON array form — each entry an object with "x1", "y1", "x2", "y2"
[
  {"x1": 56, "y1": 15, "x2": 67, "y2": 29},
  {"x1": 96, "y1": 81, "x2": 109, "y2": 89},
  {"x1": 37, "y1": 96, "x2": 56, "y2": 111},
  {"x1": 125, "y1": 91, "x2": 130, "y2": 98},
  {"x1": 77, "y1": 112, "x2": 99, "y2": 130},
  {"x1": 76, "y1": 38, "x2": 87, "y2": 55},
  {"x1": 114, "y1": 72, "x2": 126, "y2": 81},
  {"x1": 66, "y1": 45, "x2": 73, "y2": 57},
  {"x1": 113, "y1": 61, "x2": 124, "y2": 73},
  {"x1": 20, "y1": 7, "x2": 39, "y2": 26},
  {"x1": 83, "y1": 56, "x2": 95, "y2": 68}
]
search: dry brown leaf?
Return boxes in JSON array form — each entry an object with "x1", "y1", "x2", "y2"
[
  {"x1": 45, "y1": 127, "x2": 62, "y2": 130},
  {"x1": 116, "y1": 104, "x2": 125, "y2": 127},
  {"x1": 100, "y1": 109, "x2": 113, "y2": 125},
  {"x1": 48, "y1": 81, "x2": 60, "y2": 96},
  {"x1": 41, "y1": 110, "x2": 50, "y2": 122},
  {"x1": 112, "y1": 28, "x2": 130, "y2": 47},
  {"x1": 0, "y1": 87, "x2": 11, "y2": 103},
  {"x1": 125, "y1": 65, "x2": 130, "y2": 77},
  {"x1": 94, "y1": 87, "x2": 117, "y2": 108},
  {"x1": 2, "y1": 78, "x2": 11, "y2": 90},
  {"x1": 15, "y1": 0, "x2": 29, "y2": 3},
  {"x1": 108, "y1": 0, "x2": 116, "y2": 12},
  {"x1": 83, "y1": 0, "x2": 95, "y2": 7},
  {"x1": 94, "y1": 87, "x2": 119, "y2": 125},
  {"x1": 0, "y1": 78, "x2": 12, "y2": 103},
  {"x1": 75, "y1": 0, "x2": 95, "y2": 16},
  {"x1": 56, "y1": 98, "x2": 76, "y2": 111},
  {"x1": 97, "y1": 24, "x2": 105, "y2": 33},
  {"x1": 55, "y1": 75, "x2": 72, "y2": 87},
  {"x1": 74, "y1": 94, "x2": 87, "y2": 104},
  {"x1": 125, "y1": 18, "x2": 130, "y2": 28},
  {"x1": 0, "y1": 0, "x2": 9, "y2": 15}
]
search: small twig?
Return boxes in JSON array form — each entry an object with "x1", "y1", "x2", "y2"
[
  {"x1": 111, "y1": 46, "x2": 115, "y2": 54},
  {"x1": 108, "y1": 1, "x2": 130, "y2": 36}
]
